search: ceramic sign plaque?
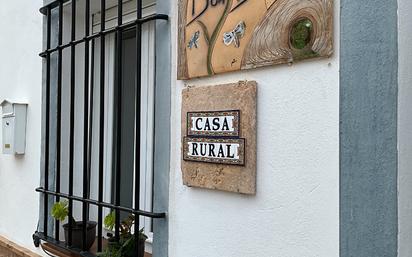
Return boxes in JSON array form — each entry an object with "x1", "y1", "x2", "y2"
[
  {"x1": 183, "y1": 137, "x2": 245, "y2": 165},
  {"x1": 187, "y1": 110, "x2": 240, "y2": 137},
  {"x1": 178, "y1": 0, "x2": 333, "y2": 79},
  {"x1": 181, "y1": 81, "x2": 257, "y2": 194}
]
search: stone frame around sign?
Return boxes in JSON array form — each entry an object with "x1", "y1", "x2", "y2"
[{"x1": 181, "y1": 81, "x2": 257, "y2": 194}]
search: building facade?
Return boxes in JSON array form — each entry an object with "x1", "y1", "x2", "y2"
[{"x1": 0, "y1": 0, "x2": 411, "y2": 257}]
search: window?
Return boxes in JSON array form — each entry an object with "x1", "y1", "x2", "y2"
[
  {"x1": 33, "y1": 0, "x2": 168, "y2": 256},
  {"x1": 90, "y1": 1, "x2": 157, "y2": 244}
]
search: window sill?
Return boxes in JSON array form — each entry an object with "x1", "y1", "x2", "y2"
[{"x1": 41, "y1": 241, "x2": 152, "y2": 257}]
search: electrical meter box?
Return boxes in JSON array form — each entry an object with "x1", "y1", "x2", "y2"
[{"x1": 1, "y1": 100, "x2": 28, "y2": 155}]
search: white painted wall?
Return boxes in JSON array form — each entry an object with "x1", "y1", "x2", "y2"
[
  {"x1": 168, "y1": 1, "x2": 340, "y2": 257},
  {"x1": 398, "y1": 0, "x2": 412, "y2": 255},
  {"x1": 0, "y1": 0, "x2": 44, "y2": 255}
]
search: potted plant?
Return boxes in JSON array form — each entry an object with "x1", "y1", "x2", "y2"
[
  {"x1": 98, "y1": 211, "x2": 147, "y2": 257},
  {"x1": 51, "y1": 200, "x2": 97, "y2": 250}
]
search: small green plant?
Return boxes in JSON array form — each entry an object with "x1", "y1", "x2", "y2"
[
  {"x1": 51, "y1": 200, "x2": 77, "y2": 226},
  {"x1": 51, "y1": 201, "x2": 97, "y2": 250},
  {"x1": 104, "y1": 211, "x2": 116, "y2": 231},
  {"x1": 51, "y1": 200, "x2": 69, "y2": 222},
  {"x1": 99, "y1": 211, "x2": 148, "y2": 257}
]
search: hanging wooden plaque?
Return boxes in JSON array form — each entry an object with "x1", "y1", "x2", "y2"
[{"x1": 178, "y1": 0, "x2": 333, "y2": 79}]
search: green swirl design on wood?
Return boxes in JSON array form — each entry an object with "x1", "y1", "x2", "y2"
[{"x1": 206, "y1": 0, "x2": 233, "y2": 75}]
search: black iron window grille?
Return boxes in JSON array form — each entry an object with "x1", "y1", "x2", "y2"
[{"x1": 33, "y1": 0, "x2": 167, "y2": 256}]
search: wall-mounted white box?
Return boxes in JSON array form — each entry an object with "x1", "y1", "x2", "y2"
[{"x1": 1, "y1": 100, "x2": 28, "y2": 155}]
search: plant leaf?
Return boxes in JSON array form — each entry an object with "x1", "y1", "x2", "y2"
[{"x1": 51, "y1": 201, "x2": 69, "y2": 222}]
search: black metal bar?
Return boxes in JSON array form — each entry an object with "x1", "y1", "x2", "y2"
[
  {"x1": 135, "y1": 0, "x2": 143, "y2": 254},
  {"x1": 82, "y1": 0, "x2": 90, "y2": 251},
  {"x1": 55, "y1": 0, "x2": 64, "y2": 241},
  {"x1": 115, "y1": 0, "x2": 123, "y2": 241},
  {"x1": 97, "y1": 0, "x2": 106, "y2": 252},
  {"x1": 36, "y1": 187, "x2": 166, "y2": 218},
  {"x1": 44, "y1": 6, "x2": 52, "y2": 237},
  {"x1": 40, "y1": 0, "x2": 71, "y2": 15},
  {"x1": 68, "y1": 0, "x2": 76, "y2": 247},
  {"x1": 87, "y1": 40, "x2": 95, "y2": 214},
  {"x1": 37, "y1": 0, "x2": 170, "y2": 254},
  {"x1": 39, "y1": 14, "x2": 169, "y2": 58}
]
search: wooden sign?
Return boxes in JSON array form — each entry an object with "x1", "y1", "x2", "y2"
[
  {"x1": 181, "y1": 81, "x2": 257, "y2": 194},
  {"x1": 187, "y1": 110, "x2": 240, "y2": 137},
  {"x1": 178, "y1": 0, "x2": 333, "y2": 79},
  {"x1": 183, "y1": 137, "x2": 245, "y2": 165}
]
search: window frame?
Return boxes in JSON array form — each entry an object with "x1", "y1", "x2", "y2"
[
  {"x1": 34, "y1": 0, "x2": 170, "y2": 256},
  {"x1": 91, "y1": 3, "x2": 157, "y2": 248}
]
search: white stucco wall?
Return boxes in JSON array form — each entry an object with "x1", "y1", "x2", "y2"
[
  {"x1": 0, "y1": 0, "x2": 44, "y2": 254},
  {"x1": 168, "y1": 1, "x2": 340, "y2": 257},
  {"x1": 0, "y1": 1, "x2": 340, "y2": 256},
  {"x1": 398, "y1": 0, "x2": 412, "y2": 255}
]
